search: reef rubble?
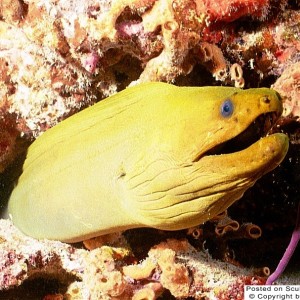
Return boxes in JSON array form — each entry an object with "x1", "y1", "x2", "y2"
[{"x1": 0, "y1": 219, "x2": 267, "y2": 299}]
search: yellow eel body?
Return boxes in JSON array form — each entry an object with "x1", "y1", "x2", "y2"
[{"x1": 8, "y1": 82, "x2": 289, "y2": 242}]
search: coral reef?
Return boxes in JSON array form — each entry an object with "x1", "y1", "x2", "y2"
[
  {"x1": 218, "y1": 7, "x2": 300, "y2": 87},
  {"x1": 0, "y1": 219, "x2": 267, "y2": 299},
  {"x1": 273, "y1": 62, "x2": 300, "y2": 121},
  {"x1": 0, "y1": 0, "x2": 300, "y2": 298},
  {"x1": 0, "y1": 0, "x2": 299, "y2": 171},
  {"x1": 0, "y1": 20, "x2": 97, "y2": 138}
]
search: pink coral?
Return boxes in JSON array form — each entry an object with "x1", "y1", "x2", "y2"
[
  {"x1": 273, "y1": 62, "x2": 300, "y2": 121},
  {"x1": 117, "y1": 21, "x2": 144, "y2": 38},
  {"x1": 84, "y1": 52, "x2": 100, "y2": 74}
]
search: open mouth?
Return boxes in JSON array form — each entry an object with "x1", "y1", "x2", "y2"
[{"x1": 205, "y1": 112, "x2": 281, "y2": 156}]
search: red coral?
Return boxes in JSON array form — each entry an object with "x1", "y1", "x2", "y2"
[{"x1": 196, "y1": 0, "x2": 271, "y2": 23}]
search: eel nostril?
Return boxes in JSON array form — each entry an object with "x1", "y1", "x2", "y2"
[{"x1": 261, "y1": 96, "x2": 271, "y2": 104}]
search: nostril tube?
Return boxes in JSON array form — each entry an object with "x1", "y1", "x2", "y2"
[{"x1": 261, "y1": 96, "x2": 271, "y2": 104}]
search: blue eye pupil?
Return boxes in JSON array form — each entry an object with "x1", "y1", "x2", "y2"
[{"x1": 221, "y1": 99, "x2": 233, "y2": 117}]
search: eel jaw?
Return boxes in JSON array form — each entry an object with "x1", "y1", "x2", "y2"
[
  {"x1": 195, "y1": 110, "x2": 289, "y2": 182},
  {"x1": 203, "y1": 111, "x2": 283, "y2": 158},
  {"x1": 182, "y1": 112, "x2": 289, "y2": 226}
]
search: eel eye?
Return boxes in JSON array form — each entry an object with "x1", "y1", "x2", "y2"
[{"x1": 220, "y1": 99, "x2": 234, "y2": 118}]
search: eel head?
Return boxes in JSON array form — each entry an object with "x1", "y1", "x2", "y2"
[{"x1": 122, "y1": 86, "x2": 289, "y2": 231}]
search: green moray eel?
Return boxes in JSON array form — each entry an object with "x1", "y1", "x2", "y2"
[{"x1": 8, "y1": 82, "x2": 289, "y2": 242}]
